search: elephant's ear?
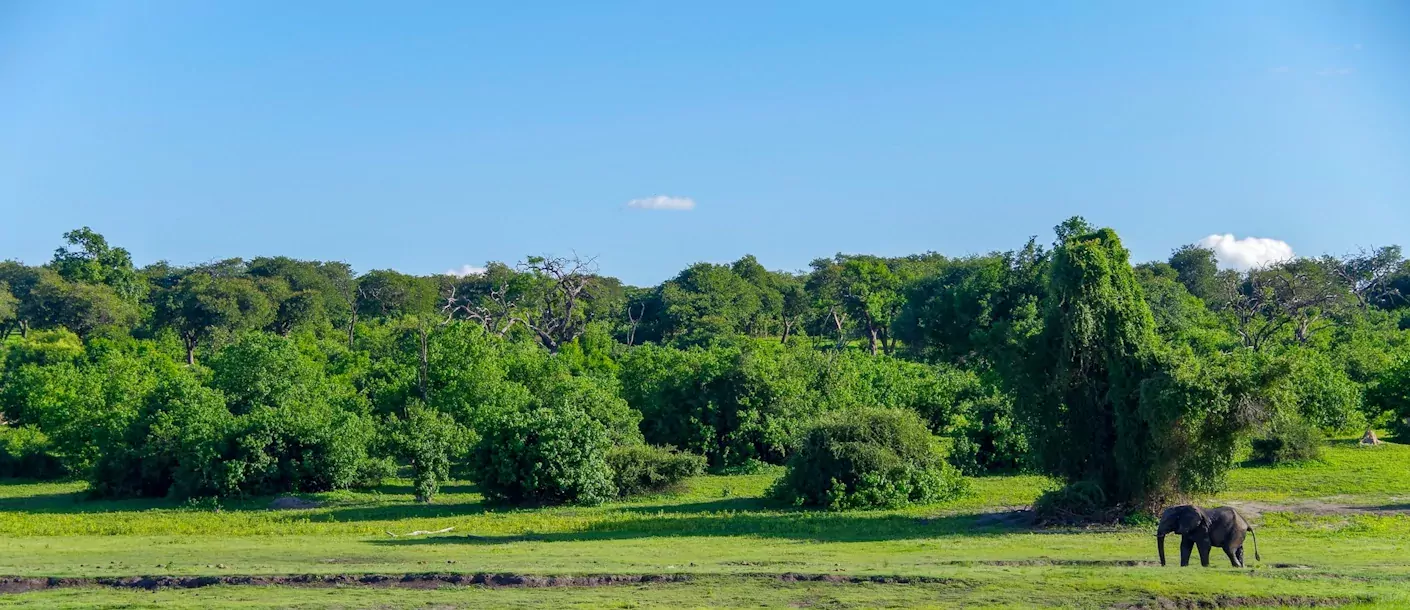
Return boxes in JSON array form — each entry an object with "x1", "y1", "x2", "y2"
[{"x1": 1176, "y1": 506, "x2": 1204, "y2": 534}]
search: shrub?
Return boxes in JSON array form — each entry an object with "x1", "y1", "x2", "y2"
[
  {"x1": 1250, "y1": 415, "x2": 1323, "y2": 464},
  {"x1": 225, "y1": 404, "x2": 379, "y2": 496},
  {"x1": 773, "y1": 408, "x2": 965, "y2": 510},
  {"x1": 89, "y1": 371, "x2": 234, "y2": 499},
  {"x1": 386, "y1": 401, "x2": 467, "y2": 502},
  {"x1": 0, "y1": 426, "x2": 64, "y2": 479},
  {"x1": 470, "y1": 407, "x2": 614, "y2": 506},
  {"x1": 606, "y1": 444, "x2": 706, "y2": 497}
]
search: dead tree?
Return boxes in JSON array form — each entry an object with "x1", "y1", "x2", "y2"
[
  {"x1": 625, "y1": 302, "x2": 644, "y2": 346},
  {"x1": 512, "y1": 254, "x2": 598, "y2": 353}
]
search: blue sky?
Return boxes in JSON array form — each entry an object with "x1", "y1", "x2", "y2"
[{"x1": 3, "y1": 1, "x2": 1407, "y2": 285}]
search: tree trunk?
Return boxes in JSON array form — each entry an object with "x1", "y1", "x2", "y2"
[
  {"x1": 417, "y1": 326, "x2": 430, "y2": 402},
  {"x1": 19, "y1": 320, "x2": 27, "y2": 339},
  {"x1": 347, "y1": 310, "x2": 358, "y2": 348},
  {"x1": 830, "y1": 309, "x2": 846, "y2": 349},
  {"x1": 185, "y1": 340, "x2": 196, "y2": 366},
  {"x1": 866, "y1": 326, "x2": 879, "y2": 356}
]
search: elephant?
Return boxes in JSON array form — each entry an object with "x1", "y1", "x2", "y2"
[{"x1": 1156, "y1": 505, "x2": 1260, "y2": 568}]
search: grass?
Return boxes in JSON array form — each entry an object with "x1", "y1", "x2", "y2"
[{"x1": 0, "y1": 440, "x2": 1408, "y2": 608}]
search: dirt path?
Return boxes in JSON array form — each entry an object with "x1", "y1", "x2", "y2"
[{"x1": 1221, "y1": 500, "x2": 1410, "y2": 521}]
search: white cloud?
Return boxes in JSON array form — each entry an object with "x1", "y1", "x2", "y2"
[
  {"x1": 445, "y1": 264, "x2": 487, "y2": 277},
  {"x1": 626, "y1": 195, "x2": 696, "y2": 211},
  {"x1": 1316, "y1": 68, "x2": 1354, "y2": 77},
  {"x1": 1270, "y1": 66, "x2": 1291, "y2": 74},
  {"x1": 1353, "y1": 43, "x2": 1363, "y2": 51},
  {"x1": 1196, "y1": 234, "x2": 1295, "y2": 271}
]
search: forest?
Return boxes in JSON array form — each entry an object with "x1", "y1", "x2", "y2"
[{"x1": 3, "y1": 217, "x2": 1410, "y2": 519}]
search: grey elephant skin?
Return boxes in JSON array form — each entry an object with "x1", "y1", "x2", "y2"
[{"x1": 1156, "y1": 505, "x2": 1261, "y2": 567}]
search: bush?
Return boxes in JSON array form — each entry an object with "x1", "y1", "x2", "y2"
[
  {"x1": 225, "y1": 404, "x2": 379, "y2": 496},
  {"x1": 386, "y1": 402, "x2": 467, "y2": 502},
  {"x1": 0, "y1": 426, "x2": 64, "y2": 479},
  {"x1": 470, "y1": 407, "x2": 615, "y2": 506},
  {"x1": 1250, "y1": 415, "x2": 1323, "y2": 464},
  {"x1": 89, "y1": 371, "x2": 234, "y2": 499},
  {"x1": 773, "y1": 408, "x2": 965, "y2": 510},
  {"x1": 606, "y1": 444, "x2": 706, "y2": 497}
]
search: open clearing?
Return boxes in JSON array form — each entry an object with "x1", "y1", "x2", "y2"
[{"x1": 1, "y1": 440, "x2": 1408, "y2": 609}]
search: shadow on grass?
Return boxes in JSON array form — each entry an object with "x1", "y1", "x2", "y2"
[
  {"x1": 369, "y1": 507, "x2": 1025, "y2": 546},
  {"x1": 372, "y1": 483, "x2": 479, "y2": 497}
]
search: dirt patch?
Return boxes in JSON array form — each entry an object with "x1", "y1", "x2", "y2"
[
  {"x1": 268, "y1": 496, "x2": 322, "y2": 510},
  {"x1": 0, "y1": 573, "x2": 691, "y2": 594},
  {"x1": 1111, "y1": 594, "x2": 1359, "y2": 609},
  {"x1": 1223, "y1": 500, "x2": 1410, "y2": 522}
]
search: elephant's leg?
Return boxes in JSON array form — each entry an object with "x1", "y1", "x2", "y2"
[
  {"x1": 1179, "y1": 537, "x2": 1194, "y2": 567},
  {"x1": 1223, "y1": 545, "x2": 1240, "y2": 567},
  {"x1": 1197, "y1": 539, "x2": 1212, "y2": 567},
  {"x1": 1235, "y1": 546, "x2": 1246, "y2": 567}
]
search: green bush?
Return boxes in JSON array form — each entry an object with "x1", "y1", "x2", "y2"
[
  {"x1": 225, "y1": 404, "x2": 379, "y2": 496},
  {"x1": 1250, "y1": 415, "x2": 1323, "y2": 464},
  {"x1": 606, "y1": 444, "x2": 706, "y2": 497},
  {"x1": 386, "y1": 401, "x2": 467, "y2": 502},
  {"x1": 470, "y1": 407, "x2": 615, "y2": 506},
  {"x1": 89, "y1": 371, "x2": 234, "y2": 499},
  {"x1": 773, "y1": 408, "x2": 965, "y2": 510},
  {"x1": 0, "y1": 426, "x2": 64, "y2": 479}
]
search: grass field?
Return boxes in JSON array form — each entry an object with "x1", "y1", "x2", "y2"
[{"x1": 1, "y1": 440, "x2": 1408, "y2": 608}]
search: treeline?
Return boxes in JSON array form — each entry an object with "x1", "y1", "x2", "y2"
[{"x1": 2, "y1": 220, "x2": 1409, "y2": 514}]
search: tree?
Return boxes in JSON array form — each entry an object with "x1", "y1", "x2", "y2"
[
  {"x1": 1333, "y1": 246, "x2": 1404, "y2": 309},
  {"x1": 152, "y1": 266, "x2": 274, "y2": 365},
  {"x1": 1222, "y1": 258, "x2": 1348, "y2": 350},
  {"x1": 50, "y1": 227, "x2": 145, "y2": 301},
  {"x1": 23, "y1": 270, "x2": 140, "y2": 338},
  {"x1": 1018, "y1": 227, "x2": 1162, "y2": 510},
  {"x1": 1168, "y1": 245, "x2": 1221, "y2": 304},
  {"x1": 0, "y1": 262, "x2": 41, "y2": 339},
  {"x1": 836, "y1": 256, "x2": 904, "y2": 355},
  {"x1": 0, "y1": 282, "x2": 18, "y2": 341},
  {"x1": 656, "y1": 261, "x2": 762, "y2": 346}
]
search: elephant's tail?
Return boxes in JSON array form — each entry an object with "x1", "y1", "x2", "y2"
[{"x1": 1249, "y1": 526, "x2": 1261, "y2": 562}]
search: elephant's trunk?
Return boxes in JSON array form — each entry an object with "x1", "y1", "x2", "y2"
[{"x1": 1157, "y1": 534, "x2": 1167, "y2": 566}]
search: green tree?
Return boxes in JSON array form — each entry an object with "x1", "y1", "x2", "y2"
[
  {"x1": 153, "y1": 266, "x2": 274, "y2": 365},
  {"x1": 1018, "y1": 227, "x2": 1162, "y2": 510},
  {"x1": 1167, "y1": 245, "x2": 1221, "y2": 303},
  {"x1": 50, "y1": 227, "x2": 146, "y2": 301}
]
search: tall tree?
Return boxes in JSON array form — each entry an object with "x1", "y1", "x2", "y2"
[{"x1": 1018, "y1": 227, "x2": 1161, "y2": 508}]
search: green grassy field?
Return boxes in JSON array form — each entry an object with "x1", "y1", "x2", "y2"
[{"x1": 1, "y1": 440, "x2": 1408, "y2": 608}]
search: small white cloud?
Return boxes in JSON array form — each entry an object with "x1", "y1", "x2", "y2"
[
  {"x1": 626, "y1": 195, "x2": 696, "y2": 211},
  {"x1": 445, "y1": 264, "x2": 487, "y2": 277},
  {"x1": 1316, "y1": 68, "x2": 1354, "y2": 77},
  {"x1": 1353, "y1": 43, "x2": 1363, "y2": 50},
  {"x1": 1270, "y1": 66, "x2": 1291, "y2": 74},
  {"x1": 1196, "y1": 234, "x2": 1295, "y2": 271}
]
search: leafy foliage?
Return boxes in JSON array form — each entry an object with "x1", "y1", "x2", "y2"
[
  {"x1": 773, "y1": 407, "x2": 965, "y2": 510},
  {"x1": 605, "y1": 444, "x2": 706, "y2": 497},
  {"x1": 469, "y1": 407, "x2": 615, "y2": 506}
]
